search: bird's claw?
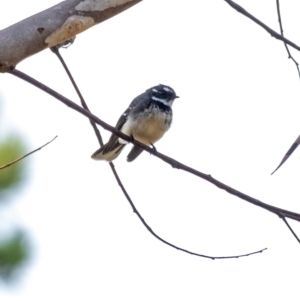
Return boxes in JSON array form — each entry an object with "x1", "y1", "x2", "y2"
[{"x1": 150, "y1": 143, "x2": 157, "y2": 155}]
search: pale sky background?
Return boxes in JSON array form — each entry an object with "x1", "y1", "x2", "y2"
[{"x1": 1, "y1": 0, "x2": 300, "y2": 300}]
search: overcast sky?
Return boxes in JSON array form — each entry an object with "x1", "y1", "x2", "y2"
[{"x1": 1, "y1": 0, "x2": 300, "y2": 300}]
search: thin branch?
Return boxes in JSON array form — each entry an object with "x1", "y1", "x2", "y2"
[
  {"x1": 50, "y1": 47, "x2": 266, "y2": 259},
  {"x1": 223, "y1": 0, "x2": 300, "y2": 52},
  {"x1": 280, "y1": 215, "x2": 300, "y2": 243},
  {"x1": 225, "y1": 0, "x2": 300, "y2": 176},
  {"x1": 50, "y1": 44, "x2": 103, "y2": 146},
  {"x1": 276, "y1": 0, "x2": 300, "y2": 79},
  {"x1": 0, "y1": 136, "x2": 57, "y2": 170},
  {"x1": 110, "y1": 163, "x2": 266, "y2": 259},
  {"x1": 270, "y1": 1, "x2": 300, "y2": 175},
  {"x1": 8, "y1": 69, "x2": 300, "y2": 225},
  {"x1": 272, "y1": 0, "x2": 300, "y2": 242},
  {"x1": 223, "y1": 0, "x2": 300, "y2": 243},
  {"x1": 271, "y1": 135, "x2": 300, "y2": 175}
]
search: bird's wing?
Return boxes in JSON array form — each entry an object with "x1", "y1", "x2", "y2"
[
  {"x1": 100, "y1": 112, "x2": 129, "y2": 155},
  {"x1": 101, "y1": 101, "x2": 138, "y2": 155},
  {"x1": 101, "y1": 92, "x2": 148, "y2": 155}
]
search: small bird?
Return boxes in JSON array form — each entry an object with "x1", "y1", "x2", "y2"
[{"x1": 91, "y1": 84, "x2": 179, "y2": 162}]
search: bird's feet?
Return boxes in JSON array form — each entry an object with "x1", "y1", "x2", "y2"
[
  {"x1": 129, "y1": 135, "x2": 135, "y2": 143},
  {"x1": 150, "y1": 143, "x2": 157, "y2": 156}
]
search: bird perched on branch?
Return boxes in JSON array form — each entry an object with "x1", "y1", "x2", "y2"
[{"x1": 91, "y1": 84, "x2": 179, "y2": 162}]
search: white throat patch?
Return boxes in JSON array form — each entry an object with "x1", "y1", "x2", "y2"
[{"x1": 151, "y1": 96, "x2": 171, "y2": 107}]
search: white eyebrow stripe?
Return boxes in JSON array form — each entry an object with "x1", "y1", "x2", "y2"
[
  {"x1": 163, "y1": 86, "x2": 172, "y2": 92},
  {"x1": 152, "y1": 88, "x2": 158, "y2": 92},
  {"x1": 151, "y1": 96, "x2": 170, "y2": 106}
]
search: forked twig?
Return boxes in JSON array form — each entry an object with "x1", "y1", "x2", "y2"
[
  {"x1": 269, "y1": 1, "x2": 300, "y2": 175},
  {"x1": 276, "y1": 0, "x2": 300, "y2": 79},
  {"x1": 224, "y1": 0, "x2": 300, "y2": 176},
  {"x1": 279, "y1": 214, "x2": 300, "y2": 243},
  {"x1": 223, "y1": 0, "x2": 300, "y2": 243}
]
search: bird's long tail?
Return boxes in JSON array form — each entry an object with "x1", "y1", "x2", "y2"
[{"x1": 91, "y1": 140, "x2": 125, "y2": 162}]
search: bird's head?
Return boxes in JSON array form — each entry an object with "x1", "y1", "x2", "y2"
[{"x1": 148, "y1": 84, "x2": 179, "y2": 107}]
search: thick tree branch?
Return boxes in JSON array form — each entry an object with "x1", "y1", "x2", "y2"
[
  {"x1": 8, "y1": 68, "x2": 300, "y2": 227},
  {"x1": 0, "y1": 0, "x2": 141, "y2": 72}
]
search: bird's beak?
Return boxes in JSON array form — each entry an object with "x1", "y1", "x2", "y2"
[{"x1": 175, "y1": 95, "x2": 180, "y2": 99}]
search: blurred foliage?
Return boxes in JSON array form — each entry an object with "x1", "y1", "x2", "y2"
[
  {"x1": 0, "y1": 137, "x2": 26, "y2": 194},
  {"x1": 0, "y1": 134, "x2": 30, "y2": 283},
  {"x1": 0, "y1": 231, "x2": 29, "y2": 282}
]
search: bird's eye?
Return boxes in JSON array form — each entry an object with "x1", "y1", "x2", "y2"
[{"x1": 153, "y1": 87, "x2": 174, "y2": 99}]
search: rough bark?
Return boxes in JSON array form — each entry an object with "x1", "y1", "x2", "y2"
[{"x1": 0, "y1": 0, "x2": 142, "y2": 72}]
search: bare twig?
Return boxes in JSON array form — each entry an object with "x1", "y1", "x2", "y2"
[
  {"x1": 271, "y1": 135, "x2": 300, "y2": 175},
  {"x1": 50, "y1": 44, "x2": 103, "y2": 146},
  {"x1": 225, "y1": 0, "x2": 300, "y2": 176},
  {"x1": 110, "y1": 163, "x2": 267, "y2": 259},
  {"x1": 49, "y1": 48, "x2": 264, "y2": 259},
  {"x1": 223, "y1": 0, "x2": 300, "y2": 52},
  {"x1": 8, "y1": 69, "x2": 300, "y2": 225},
  {"x1": 276, "y1": 0, "x2": 300, "y2": 79},
  {"x1": 270, "y1": 1, "x2": 300, "y2": 175},
  {"x1": 223, "y1": 0, "x2": 300, "y2": 243},
  {"x1": 0, "y1": 136, "x2": 57, "y2": 170}
]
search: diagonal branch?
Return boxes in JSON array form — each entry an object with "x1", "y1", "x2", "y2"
[
  {"x1": 8, "y1": 68, "x2": 300, "y2": 225},
  {"x1": 50, "y1": 44, "x2": 103, "y2": 146},
  {"x1": 50, "y1": 46, "x2": 266, "y2": 259},
  {"x1": 223, "y1": 0, "x2": 300, "y2": 52},
  {"x1": 224, "y1": 0, "x2": 300, "y2": 243},
  {"x1": 0, "y1": 136, "x2": 57, "y2": 170},
  {"x1": 109, "y1": 162, "x2": 266, "y2": 259},
  {"x1": 225, "y1": 0, "x2": 300, "y2": 175},
  {"x1": 271, "y1": 135, "x2": 300, "y2": 175}
]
